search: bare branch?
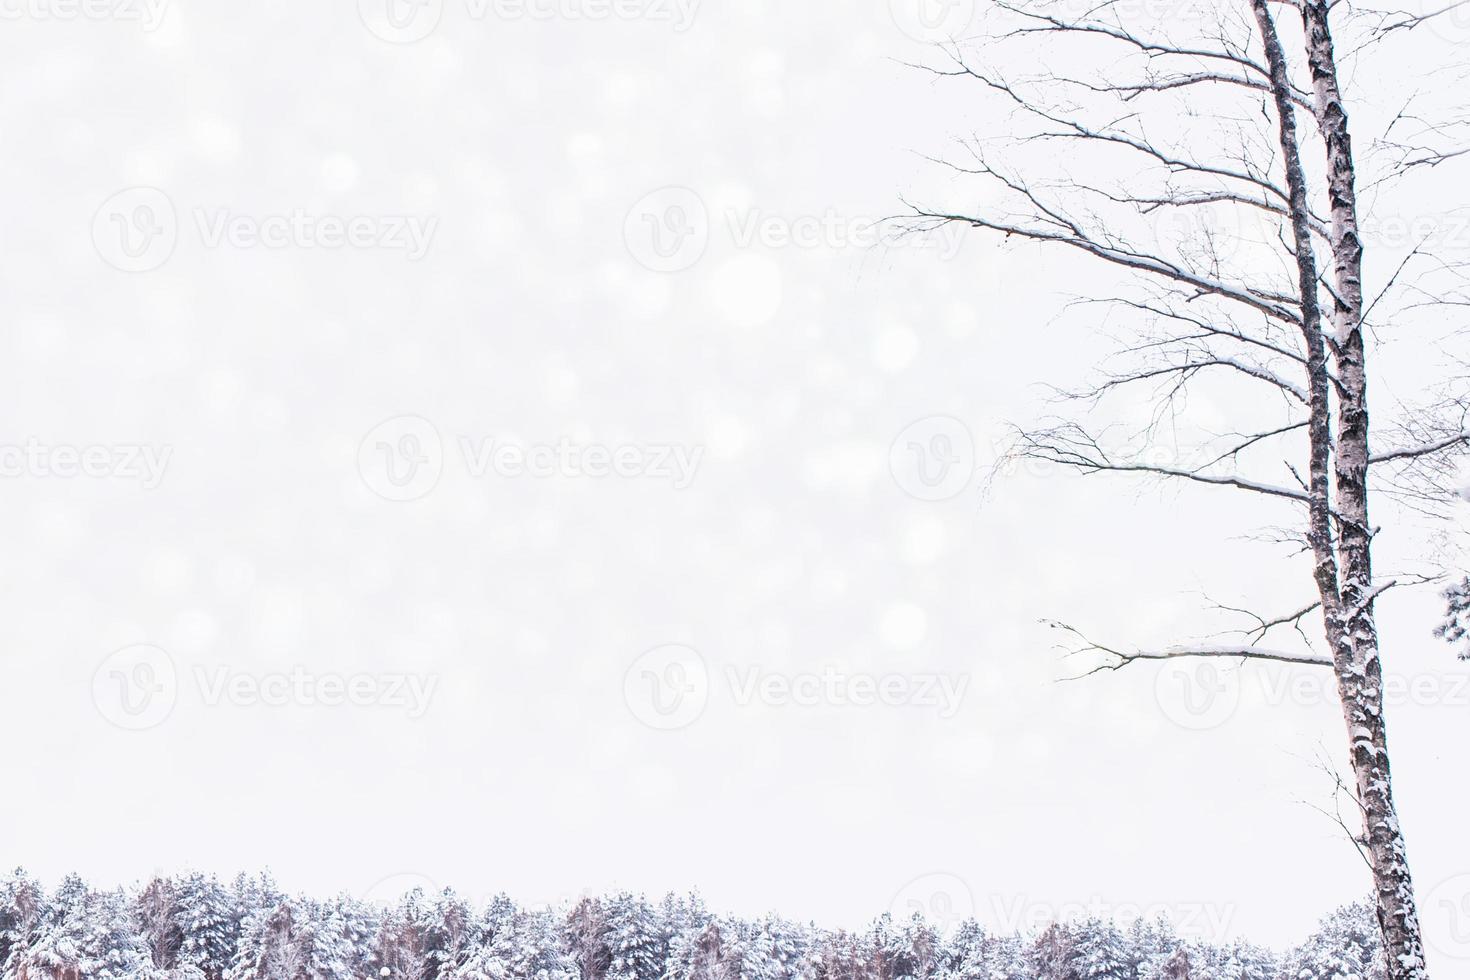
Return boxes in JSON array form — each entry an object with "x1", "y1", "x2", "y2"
[
  {"x1": 1068, "y1": 357, "x2": 1308, "y2": 403},
  {"x1": 908, "y1": 202, "x2": 1303, "y2": 323},
  {"x1": 1369, "y1": 430, "x2": 1470, "y2": 464},
  {"x1": 996, "y1": 3, "x2": 1274, "y2": 79},
  {"x1": 1211, "y1": 596, "x2": 1323, "y2": 644},
  {"x1": 1012, "y1": 422, "x2": 1313, "y2": 502},
  {"x1": 1069, "y1": 71, "x2": 1315, "y2": 111},
  {"x1": 1046, "y1": 620, "x2": 1334, "y2": 678}
]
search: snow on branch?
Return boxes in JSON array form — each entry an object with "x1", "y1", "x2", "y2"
[
  {"x1": 1046, "y1": 620, "x2": 1335, "y2": 678},
  {"x1": 1369, "y1": 429, "x2": 1470, "y2": 465},
  {"x1": 1009, "y1": 422, "x2": 1313, "y2": 502},
  {"x1": 992, "y1": 1, "x2": 1274, "y2": 79},
  {"x1": 906, "y1": 200, "x2": 1302, "y2": 324}
]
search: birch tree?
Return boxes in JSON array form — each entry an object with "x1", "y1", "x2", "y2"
[{"x1": 902, "y1": 3, "x2": 1469, "y2": 977}]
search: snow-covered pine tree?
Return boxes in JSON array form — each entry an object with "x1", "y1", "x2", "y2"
[
  {"x1": 174, "y1": 873, "x2": 240, "y2": 980},
  {"x1": 603, "y1": 895, "x2": 666, "y2": 980},
  {"x1": 332, "y1": 896, "x2": 381, "y2": 980},
  {"x1": 763, "y1": 915, "x2": 806, "y2": 980},
  {"x1": 1281, "y1": 901, "x2": 1386, "y2": 980},
  {"x1": 865, "y1": 913, "x2": 913, "y2": 980},
  {"x1": 297, "y1": 899, "x2": 356, "y2": 980},
  {"x1": 1126, "y1": 916, "x2": 1180, "y2": 980},
  {"x1": 935, "y1": 919, "x2": 985, "y2": 980},
  {"x1": 1025, "y1": 923, "x2": 1078, "y2": 980},
  {"x1": 1222, "y1": 942, "x2": 1276, "y2": 980},
  {"x1": 982, "y1": 933, "x2": 1027, "y2": 980},
  {"x1": 422, "y1": 890, "x2": 477, "y2": 980},
  {"x1": 796, "y1": 929, "x2": 866, "y2": 980},
  {"x1": 1436, "y1": 576, "x2": 1470, "y2": 660},
  {"x1": 504, "y1": 909, "x2": 578, "y2": 980},
  {"x1": 0, "y1": 870, "x2": 45, "y2": 980},
  {"x1": 374, "y1": 889, "x2": 435, "y2": 980},
  {"x1": 659, "y1": 913, "x2": 699, "y2": 980},
  {"x1": 720, "y1": 919, "x2": 778, "y2": 980},
  {"x1": 0, "y1": 872, "x2": 1434, "y2": 980},
  {"x1": 76, "y1": 887, "x2": 156, "y2": 980},
  {"x1": 229, "y1": 897, "x2": 305, "y2": 980},
  {"x1": 17, "y1": 879, "x2": 157, "y2": 980},
  {"x1": 228, "y1": 876, "x2": 280, "y2": 930},
  {"x1": 666, "y1": 898, "x2": 741, "y2": 980},
  {"x1": 673, "y1": 919, "x2": 734, "y2": 980},
  {"x1": 1070, "y1": 920, "x2": 1129, "y2": 980},
  {"x1": 438, "y1": 894, "x2": 525, "y2": 980},
  {"x1": 17, "y1": 873, "x2": 91, "y2": 980},
  {"x1": 899, "y1": 913, "x2": 939, "y2": 980},
  {"x1": 656, "y1": 895, "x2": 711, "y2": 980}
]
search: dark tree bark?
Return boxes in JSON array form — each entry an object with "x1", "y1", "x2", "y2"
[
  {"x1": 1296, "y1": 3, "x2": 1429, "y2": 976},
  {"x1": 900, "y1": 3, "x2": 1454, "y2": 975}
]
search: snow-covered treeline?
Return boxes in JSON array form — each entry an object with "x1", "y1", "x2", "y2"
[{"x1": 0, "y1": 870, "x2": 1384, "y2": 980}]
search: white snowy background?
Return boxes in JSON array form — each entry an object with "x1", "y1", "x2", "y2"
[{"x1": 0, "y1": 0, "x2": 1466, "y2": 967}]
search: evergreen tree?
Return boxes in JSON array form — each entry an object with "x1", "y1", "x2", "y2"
[
  {"x1": 1281, "y1": 902, "x2": 1385, "y2": 980},
  {"x1": 333, "y1": 896, "x2": 381, "y2": 980},
  {"x1": 1025, "y1": 923, "x2": 1078, "y2": 980},
  {"x1": 175, "y1": 874, "x2": 240, "y2": 980},
  {"x1": 229, "y1": 898, "x2": 306, "y2": 980},
  {"x1": 603, "y1": 895, "x2": 665, "y2": 980},
  {"x1": 0, "y1": 870, "x2": 1425, "y2": 980},
  {"x1": 1128, "y1": 916, "x2": 1180, "y2": 980},
  {"x1": 19, "y1": 873, "x2": 92, "y2": 980},
  {"x1": 668, "y1": 919, "x2": 734, "y2": 980},
  {"x1": 983, "y1": 933, "x2": 1027, "y2": 980},
  {"x1": 77, "y1": 887, "x2": 156, "y2": 980},
  {"x1": 1071, "y1": 919, "x2": 1129, "y2": 980},
  {"x1": 423, "y1": 890, "x2": 477, "y2": 980},
  {"x1": 800, "y1": 929, "x2": 868, "y2": 980},
  {"x1": 1223, "y1": 942, "x2": 1276, "y2": 980},
  {"x1": 0, "y1": 869, "x2": 45, "y2": 980},
  {"x1": 298, "y1": 899, "x2": 354, "y2": 980},
  {"x1": 722, "y1": 919, "x2": 779, "y2": 980},
  {"x1": 375, "y1": 890, "x2": 433, "y2": 980},
  {"x1": 505, "y1": 909, "x2": 578, "y2": 980}
]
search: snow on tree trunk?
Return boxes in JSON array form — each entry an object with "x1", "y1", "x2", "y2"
[{"x1": 1293, "y1": 3, "x2": 1430, "y2": 976}]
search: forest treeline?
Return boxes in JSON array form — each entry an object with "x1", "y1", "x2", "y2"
[{"x1": 0, "y1": 871, "x2": 1384, "y2": 980}]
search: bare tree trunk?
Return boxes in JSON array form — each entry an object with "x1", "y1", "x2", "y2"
[
  {"x1": 900, "y1": 5, "x2": 1457, "y2": 971},
  {"x1": 1296, "y1": 3, "x2": 1429, "y2": 976},
  {"x1": 1247, "y1": 0, "x2": 1342, "y2": 650}
]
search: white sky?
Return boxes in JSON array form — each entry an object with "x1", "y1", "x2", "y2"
[{"x1": 0, "y1": 0, "x2": 1466, "y2": 969}]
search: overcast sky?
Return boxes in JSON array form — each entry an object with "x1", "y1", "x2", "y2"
[{"x1": 1, "y1": 0, "x2": 1466, "y2": 968}]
